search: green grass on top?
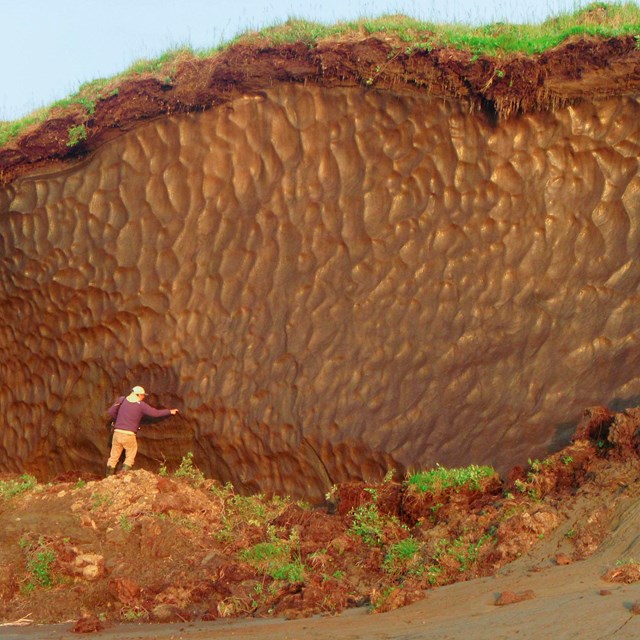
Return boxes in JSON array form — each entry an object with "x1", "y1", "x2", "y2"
[
  {"x1": 1, "y1": 2, "x2": 639, "y2": 148},
  {"x1": 237, "y1": 2, "x2": 639, "y2": 55}
]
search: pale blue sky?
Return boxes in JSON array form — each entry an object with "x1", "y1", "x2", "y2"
[{"x1": 1, "y1": 0, "x2": 595, "y2": 121}]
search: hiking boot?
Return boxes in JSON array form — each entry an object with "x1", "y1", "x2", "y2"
[
  {"x1": 122, "y1": 465, "x2": 131, "y2": 473},
  {"x1": 106, "y1": 466, "x2": 115, "y2": 477}
]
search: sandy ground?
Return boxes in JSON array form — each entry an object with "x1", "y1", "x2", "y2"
[
  {"x1": 4, "y1": 493, "x2": 640, "y2": 640},
  {"x1": 3, "y1": 558, "x2": 639, "y2": 640}
]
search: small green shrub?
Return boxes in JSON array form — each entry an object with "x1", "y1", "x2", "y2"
[
  {"x1": 513, "y1": 479, "x2": 527, "y2": 493},
  {"x1": 156, "y1": 456, "x2": 169, "y2": 476},
  {"x1": 66, "y1": 124, "x2": 87, "y2": 147},
  {"x1": 427, "y1": 533, "x2": 493, "y2": 578},
  {"x1": 383, "y1": 536, "x2": 421, "y2": 575},
  {"x1": 527, "y1": 458, "x2": 552, "y2": 474},
  {"x1": 269, "y1": 559, "x2": 305, "y2": 582},
  {"x1": 407, "y1": 464, "x2": 495, "y2": 493},
  {"x1": 513, "y1": 478, "x2": 540, "y2": 500},
  {"x1": 241, "y1": 531, "x2": 305, "y2": 583},
  {"x1": 349, "y1": 502, "x2": 384, "y2": 546},
  {"x1": 77, "y1": 97, "x2": 96, "y2": 115},
  {"x1": 447, "y1": 534, "x2": 492, "y2": 572},
  {"x1": 229, "y1": 494, "x2": 268, "y2": 523},
  {"x1": 174, "y1": 452, "x2": 205, "y2": 487},
  {"x1": 0, "y1": 474, "x2": 37, "y2": 500},
  {"x1": 425, "y1": 564, "x2": 443, "y2": 585},
  {"x1": 211, "y1": 485, "x2": 292, "y2": 543},
  {"x1": 20, "y1": 536, "x2": 57, "y2": 591},
  {"x1": 241, "y1": 541, "x2": 285, "y2": 564}
]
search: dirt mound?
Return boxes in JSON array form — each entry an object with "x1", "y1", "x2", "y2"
[
  {"x1": 1, "y1": 404, "x2": 640, "y2": 630},
  {"x1": 1, "y1": 35, "x2": 639, "y2": 186}
]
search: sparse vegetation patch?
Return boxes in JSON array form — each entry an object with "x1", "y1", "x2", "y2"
[
  {"x1": 66, "y1": 124, "x2": 87, "y2": 147},
  {"x1": 19, "y1": 535, "x2": 58, "y2": 592},
  {"x1": 0, "y1": 473, "x2": 37, "y2": 500},
  {"x1": 407, "y1": 463, "x2": 496, "y2": 493},
  {"x1": 0, "y1": 416, "x2": 638, "y2": 626}
]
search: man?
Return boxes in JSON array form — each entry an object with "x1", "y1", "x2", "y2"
[{"x1": 106, "y1": 385, "x2": 179, "y2": 476}]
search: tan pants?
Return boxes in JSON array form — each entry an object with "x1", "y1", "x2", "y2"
[{"x1": 107, "y1": 430, "x2": 138, "y2": 468}]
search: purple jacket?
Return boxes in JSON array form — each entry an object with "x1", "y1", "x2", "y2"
[{"x1": 108, "y1": 396, "x2": 172, "y2": 434}]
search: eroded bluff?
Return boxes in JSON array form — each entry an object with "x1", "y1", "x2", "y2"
[{"x1": 1, "y1": 85, "x2": 640, "y2": 500}]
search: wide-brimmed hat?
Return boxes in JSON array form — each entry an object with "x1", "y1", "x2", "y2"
[{"x1": 132, "y1": 385, "x2": 146, "y2": 395}]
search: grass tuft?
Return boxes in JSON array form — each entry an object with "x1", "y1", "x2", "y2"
[
  {"x1": 0, "y1": 474, "x2": 38, "y2": 500},
  {"x1": 173, "y1": 451, "x2": 206, "y2": 487},
  {"x1": 407, "y1": 464, "x2": 496, "y2": 493},
  {"x1": 19, "y1": 535, "x2": 57, "y2": 592}
]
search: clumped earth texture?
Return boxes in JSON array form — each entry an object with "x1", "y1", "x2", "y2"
[
  {"x1": 2, "y1": 5, "x2": 640, "y2": 637},
  {"x1": 1, "y1": 407, "x2": 640, "y2": 636},
  {"x1": 1, "y1": 19, "x2": 640, "y2": 500}
]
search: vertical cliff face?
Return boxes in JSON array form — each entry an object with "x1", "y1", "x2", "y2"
[{"x1": 1, "y1": 82, "x2": 640, "y2": 500}]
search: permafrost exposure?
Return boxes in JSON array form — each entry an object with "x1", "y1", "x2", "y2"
[{"x1": 1, "y1": 35, "x2": 640, "y2": 501}]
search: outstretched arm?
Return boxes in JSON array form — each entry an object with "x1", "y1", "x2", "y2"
[{"x1": 140, "y1": 402, "x2": 179, "y2": 419}]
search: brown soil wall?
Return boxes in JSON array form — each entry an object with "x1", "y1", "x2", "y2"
[{"x1": 1, "y1": 84, "x2": 640, "y2": 500}]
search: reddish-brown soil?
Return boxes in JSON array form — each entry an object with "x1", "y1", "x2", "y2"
[
  {"x1": 1, "y1": 35, "x2": 640, "y2": 186},
  {"x1": 1, "y1": 404, "x2": 640, "y2": 638},
  {"x1": 3, "y1": 30, "x2": 640, "y2": 639}
]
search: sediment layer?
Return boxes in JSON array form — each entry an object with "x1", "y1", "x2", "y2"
[{"x1": 1, "y1": 83, "x2": 640, "y2": 500}]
